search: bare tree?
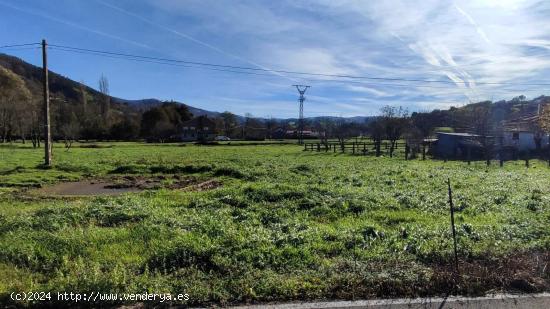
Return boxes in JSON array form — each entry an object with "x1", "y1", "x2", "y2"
[
  {"x1": 380, "y1": 106, "x2": 409, "y2": 157},
  {"x1": 244, "y1": 113, "x2": 253, "y2": 139},
  {"x1": 368, "y1": 118, "x2": 384, "y2": 156},
  {"x1": 98, "y1": 74, "x2": 111, "y2": 119},
  {"x1": 79, "y1": 81, "x2": 88, "y2": 113},
  {"x1": 265, "y1": 116, "x2": 277, "y2": 140},
  {"x1": 60, "y1": 111, "x2": 80, "y2": 150},
  {"x1": 315, "y1": 117, "x2": 331, "y2": 146},
  {"x1": 29, "y1": 98, "x2": 42, "y2": 148}
]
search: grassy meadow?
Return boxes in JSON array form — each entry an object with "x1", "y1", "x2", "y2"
[{"x1": 1, "y1": 142, "x2": 549, "y2": 306}]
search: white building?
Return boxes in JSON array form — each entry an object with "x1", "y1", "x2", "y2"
[{"x1": 501, "y1": 131, "x2": 549, "y2": 151}]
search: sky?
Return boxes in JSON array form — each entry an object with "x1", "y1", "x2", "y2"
[{"x1": 1, "y1": 0, "x2": 550, "y2": 118}]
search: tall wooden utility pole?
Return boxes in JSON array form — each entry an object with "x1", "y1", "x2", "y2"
[{"x1": 42, "y1": 39, "x2": 52, "y2": 166}]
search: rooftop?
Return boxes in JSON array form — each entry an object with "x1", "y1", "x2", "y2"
[{"x1": 436, "y1": 132, "x2": 481, "y2": 137}]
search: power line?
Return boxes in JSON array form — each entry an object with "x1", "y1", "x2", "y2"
[
  {"x1": 2, "y1": 42, "x2": 544, "y2": 94},
  {"x1": 47, "y1": 45, "x2": 550, "y2": 93},
  {"x1": 46, "y1": 43, "x2": 550, "y2": 87},
  {"x1": 45, "y1": 47, "x2": 550, "y2": 94},
  {"x1": 0, "y1": 46, "x2": 40, "y2": 51},
  {"x1": 0, "y1": 42, "x2": 40, "y2": 49},
  {"x1": 49, "y1": 46, "x2": 284, "y2": 78}
]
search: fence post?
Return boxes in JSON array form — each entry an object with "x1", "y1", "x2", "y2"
[
  {"x1": 317, "y1": 143, "x2": 320, "y2": 152},
  {"x1": 405, "y1": 144, "x2": 409, "y2": 160},
  {"x1": 352, "y1": 142, "x2": 355, "y2": 154},
  {"x1": 447, "y1": 178, "x2": 459, "y2": 275}
]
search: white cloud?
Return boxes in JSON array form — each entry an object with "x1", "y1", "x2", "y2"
[
  {"x1": 346, "y1": 85, "x2": 389, "y2": 97},
  {"x1": 127, "y1": 0, "x2": 550, "y2": 115}
]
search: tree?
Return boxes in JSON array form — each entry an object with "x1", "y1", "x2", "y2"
[
  {"x1": 411, "y1": 111, "x2": 438, "y2": 138},
  {"x1": 220, "y1": 111, "x2": 238, "y2": 138},
  {"x1": 243, "y1": 113, "x2": 265, "y2": 140},
  {"x1": 333, "y1": 119, "x2": 360, "y2": 149},
  {"x1": 98, "y1": 74, "x2": 110, "y2": 118},
  {"x1": 265, "y1": 116, "x2": 277, "y2": 140},
  {"x1": 141, "y1": 107, "x2": 171, "y2": 142},
  {"x1": 458, "y1": 102, "x2": 494, "y2": 164},
  {"x1": 79, "y1": 81, "x2": 88, "y2": 114},
  {"x1": 0, "y1": 66, "x2": 32, "y2": 143},
  {"x1": 110, "y1": 116, "x2": 140, "y2": 140},
  {"x1": 244, "y1": 113, "x2": 253, "y2": 139},
  {"x1": 140, "y1": 102, "x2": 192, "y2": 142},
  {"x1": 368, "y1": 118, "x2": 385, "y2": 156},
  {"x1": 314, "y1": 117, "x2": 332, "y2": 145},
  {"x1": 29, "y1": 97, "x2": 42, "y2": 148},
  {"x1": 538, "y1": 104, "x2": 550, "y2": 161},
  {"x1": 539, "y1": 104, "x2": 550, "y2": 133},
  {"x1": 380, "y1": 106, "x2": 409, "y2": 157},
  {"x1": 60, "y1": 111, "x2": 80, "y2": 150}
]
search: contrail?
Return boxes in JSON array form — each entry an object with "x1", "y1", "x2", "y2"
[
  {"x1": 93, "y1": 0, "x2": 298, "y2": 82},
  {"x1": 454, "y1": 3, "x2": 492, "y2": 44},
  {"x1": 0, "y1": 0, "x2": 153, "y2": 50}
]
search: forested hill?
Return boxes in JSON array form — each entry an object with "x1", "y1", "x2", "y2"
[
  {"x1": 0, "y1": 52, "x2": 237, "y2": 142},
  {"x1": 410, "y1": 95, "x2": 550, "y2": 137},
  {"x1": 0, "y1": 53, "x2": 217, "y2": 117},
  {"x1": 0, "y1": 53, "x2": 102, "y2": 103},
  {"x1": 114, "y1": 98, "x2": 221, "y2": 118}
]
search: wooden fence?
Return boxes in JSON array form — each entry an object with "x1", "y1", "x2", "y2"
[{"x1": 303, "y1": 141, "x2": 415, "y2": 158}]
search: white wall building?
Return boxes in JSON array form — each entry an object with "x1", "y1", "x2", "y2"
[{"x1": 501, "y1": 131, "x2": 549, "y2": 151}]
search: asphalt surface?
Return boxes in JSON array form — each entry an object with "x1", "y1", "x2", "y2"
[{"x1": 230, "y1": 293, "x2": 550, "y2": 309}]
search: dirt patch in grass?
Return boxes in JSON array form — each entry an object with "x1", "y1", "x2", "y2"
[
  {"x1": 188, "y1": 179, "x2": 222, "y2": 191},
  {"x1": 32, "y1": 175, "x2": 221, "y2": 196}
]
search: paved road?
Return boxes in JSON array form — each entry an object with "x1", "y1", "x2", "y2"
[{"x1": 230, "y1": 293, "x2": 550, "y2": 309}]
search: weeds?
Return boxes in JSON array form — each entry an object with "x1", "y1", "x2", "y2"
[{"x1": 0, "y1": 142, "x2": 550, "y2": 306}]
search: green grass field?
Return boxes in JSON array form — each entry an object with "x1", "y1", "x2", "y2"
[{"x1": 1, "y1": 142, "x2": 549, "y2": 306}]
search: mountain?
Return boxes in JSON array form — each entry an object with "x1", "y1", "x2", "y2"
[
  {"x1": 113, "y1": 98, "x2": 222, "y2": 118},
  {"x1": 0, "y1": 53, "x2": 102, "y2": 103},
  {"x1": 282, "y1": 116, "x2": 374, "y2": 124},
  {"x1": 0, "y1": 53, "x2": 221, "y2": 118}
]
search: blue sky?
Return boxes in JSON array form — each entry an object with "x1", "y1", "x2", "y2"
[{"x1": 1, "y1": 0, "x2": 550, "y2": 118}]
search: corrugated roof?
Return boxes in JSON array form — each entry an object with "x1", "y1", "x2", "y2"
[{"x1": 436, "y1": 132, "x2": 481, "y2": 137}]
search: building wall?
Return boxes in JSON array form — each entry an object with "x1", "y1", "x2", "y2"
[
  {"x1": 435, "y1": 134, "x2": 459, "y2": 158},
  {"x1": 181, "y1": 130, "x2": 215, "y2": 142},
  {"x1": 502, "y1": 132, "x2": 549, "y2": 151}
]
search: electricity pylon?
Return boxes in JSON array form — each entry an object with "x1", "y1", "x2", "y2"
[{"x1": 293, "y1": 85, "x2": 310, "y2": 144}]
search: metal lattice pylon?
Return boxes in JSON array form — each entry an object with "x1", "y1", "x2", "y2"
[{"x1": 293, "y1": 85, "x2": 310, "y2": 144}]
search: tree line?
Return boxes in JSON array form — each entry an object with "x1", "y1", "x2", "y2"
[{"x1": 2, "y1": 60, "x2": 550, "y2": 151}]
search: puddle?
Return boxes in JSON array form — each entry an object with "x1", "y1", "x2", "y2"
[{"x1": 33, "y1": 175, "x2": 221, "y2": 196}]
